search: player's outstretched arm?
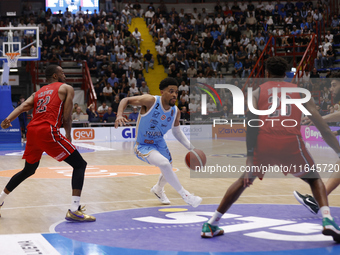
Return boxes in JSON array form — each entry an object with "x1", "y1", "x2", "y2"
[
  {"x1": 304, "y1": 99, "x2": 340, "y2": 155},
  {"x1": 1, "y1": 93, "x2": 35, "y2": 129},
  {"x1": 302, "y1": 110, "x2": 340, "y2": 125},
  {"x1": 172, "y1": 107, "x2": 194, "y2": 150},
  {"x1": 115, "y1": 94, "x2": 155, "y2": 128}
]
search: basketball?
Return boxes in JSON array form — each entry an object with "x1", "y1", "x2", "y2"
[{"x1": 185, "y1": 149, "x2": 207, "y2": 170}]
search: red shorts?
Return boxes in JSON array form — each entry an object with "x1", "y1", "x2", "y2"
[
  {"x1": 23, "y1": 124, "x2": 76, "y2": 164},
  {"x1": 253, "y1": 133, "x2": 315, "y2": 179}
]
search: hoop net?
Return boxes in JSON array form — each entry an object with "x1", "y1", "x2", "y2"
[{"x1": 5, "y1": 52, "x2": 20, "y2": 68}]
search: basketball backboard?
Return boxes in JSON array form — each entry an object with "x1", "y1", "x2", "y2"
[{"x1": 0, "y1": 23, "x2": 40, "y2": 64}]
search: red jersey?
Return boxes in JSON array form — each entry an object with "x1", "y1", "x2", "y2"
[
  {"x1": 28, "y1": 82, "x2": 64, "y2": 128},
  {"x1": 257, "y1": 81, "x2": 302, "y2": 136}
]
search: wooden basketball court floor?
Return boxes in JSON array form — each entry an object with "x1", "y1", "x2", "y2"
[{"x1": 0, "y1": 138, "x2": 340, "y2": 254}]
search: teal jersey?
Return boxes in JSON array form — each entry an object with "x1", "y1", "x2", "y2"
[{"x1": 136, "y1": 96, "x2": 177, "y2": 148}]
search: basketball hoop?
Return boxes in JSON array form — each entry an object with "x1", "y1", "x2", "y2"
[{"x1": 5, "y1": 52, "x2": 20, "y2": 68}]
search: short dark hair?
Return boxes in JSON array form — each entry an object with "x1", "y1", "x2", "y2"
[
  {"x1": 265, "y1": 56, "x2": 288, "y2": 77},
  {"x1": 330, "y1": 71, "x2": 340, "y2": 78},
  {"x1": 45, "y1": 65, "x2": 60, "y2": 80},
  {"x1": 159, "y1": 77, "x2": 179, "y2": 90}
]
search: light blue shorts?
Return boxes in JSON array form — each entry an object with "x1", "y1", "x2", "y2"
[{"x1": 134, "y1": 143, "x2": 172, "y2": 163}]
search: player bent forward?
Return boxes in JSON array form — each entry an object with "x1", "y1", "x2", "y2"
[
  {"x1": 0, "y1": 65, "x2": 95, "y2": 222},
  {"x1": 201, "y1": 57, "x2": 340, "y2": 242},
  {"x1": 294, "y1": 72, "x2": 340, "y2": 215},
  {"x1": 115, "y1": 77, "x2": 202, "y2": 207}
]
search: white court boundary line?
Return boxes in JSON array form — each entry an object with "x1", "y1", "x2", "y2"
[{"x1": 2, "y1": 193, "x2": 340, "y2": 211}]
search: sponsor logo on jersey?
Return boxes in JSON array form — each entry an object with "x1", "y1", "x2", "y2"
[
  {"x1": 161, "y1": 124, "x2": 168, "y2": 128},
  {"x1": 144, "y1": 139, "x2": 154, "y2": 144},
  {"x1": 73, "y1": 129, "x2": 95, "y2": 140},
  {"x1": 171, "y1": 109, "x2": 174, "y2": 116},
  {"x1": 150, "y1": 119, "x2": 158, "y2": 125},
  {"x1": 146, "y1": 131, "x2": 162, "y2": 138},
  {"x1": 150, "y1": 124, "x2": 156, "y2": 129},
  {"x1": 161, "y1": 115, "x2": 166, "y2": 120},
  {"x1": 152, "y1": 111, "x2": 160, "y2": 118},
  {"x1": 167, "y1": 117, "x2": 172, "y2": 122}
]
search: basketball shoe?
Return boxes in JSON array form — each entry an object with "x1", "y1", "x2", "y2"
[
  {"x1": 150, "y1": 185, "x2": 171, "y2": 205},
  {"x1": 201, "y1": 222, "x2": 224, "y2": 238},
  {"x1": 65, "y1": 205, "x2": 96, "y2": 222},
  {"x1": 181, "y1": 190, "x2": 202, "y2": 208},
  {"x1": 322, "y1": 218, "x2": 340, "y2": 242},
  {"x1": 293, "y1": 191, "x2": 319, "y2": 214}
]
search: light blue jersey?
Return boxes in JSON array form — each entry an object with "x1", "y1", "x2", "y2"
[{"x1": 134, "y1": 96, "x2": 177, "y2": 163}]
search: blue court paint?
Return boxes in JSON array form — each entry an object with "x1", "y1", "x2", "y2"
[
  {"x1": 53, "y1": 204, "x2": 340, "y2": 254},
  {"x1": 0, "y1": 143, "x2": 94, "y2": 155},
  {"x1": 42, "y1": 232, "x2": 340, "y2": 255}
]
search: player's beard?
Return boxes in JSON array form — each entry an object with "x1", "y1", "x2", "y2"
[
  {"x1": 169, "y1": 99, "x2": 176, "y2": 106},
  {"x1": 58, "y1": 77, "x2": 66, "y2": 83}
]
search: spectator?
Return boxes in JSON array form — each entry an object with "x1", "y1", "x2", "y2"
[
  {"x1": 242, "y1": 58, "x2": 252, "y2": 78},
  {"x1": 178, "y1": 97, "x2": 189, "y2": 111},
  {"x1": 139, "y1": 82, "x2": 150, "y2": 94},
  {"x1": 72, "y1": 103, "x2": 79, "y2": 113},
  {"x1": 108, "y1": 73, "x2": 119, "y2": 87},
  {"x1": 72, "y1": 106, "x2": 85, "y2": 121},
  {"x1": 207, "y1": 98, "x2": 217, "y2": 113},
  {"x1": 98, "y1": 102, "x2": 109, "y2": 114},
  {"x1": 144, "y1": 49, "x2": 154, "y2": 73},
  {"x1": 132, "y1": 27, "x2": 142, "y2": 47},
  {"x1": 156, "y1": 41, "x2": 167, "y2": 65},
  {"x1": 323, "y1": 45, "x2": 335, "y2": 68},
  {"x1": 86, "y1": 103, "x2": 100, "y2": 122},
  {"x1": 128, "y1": 106, "x2": 139, "y2": 121},
  {"x1": 188, "y1": 98, "x2": 199, "y2": 112},
  {"x1": 103, "y1": 107, "x2": 116, "y2": 123},
  {"x1": 128, "y1": 73, "x2": 137, "y2": 87},
  {"x1": 232, "y1": 60, "x2": 243, "y2": 78},
  {"x1": 102, "y1": 83, "x2": 114, "y2": 103},
  {"x1": 180, "y1": 106, "x2": 190, "y2": 123},
  {"x1": 187, "y1": 65, "x2": 197, "y2": 78},
  {"x1": 210, "y1": 50, "x2": 219, "y2": 72},
  {"x1": 129, "y1": 83, "x2": 140, "y2": 96},
  {"x1": 220, "y1": 105, "x2": 229, "y2": 118},
  {"x1": 112, "y1": 95, "x2": 120, "y2": 114},
  {"x1": 314, "y1": 46, "x2": 324, "y2": 69}
]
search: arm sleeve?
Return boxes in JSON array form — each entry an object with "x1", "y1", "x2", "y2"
[
  {"x1": 246, "y1": 111, "x2": 259, "y2": 156},
  {"x1": 172, "y1": 125, "x2": 195, "y2": 150}
]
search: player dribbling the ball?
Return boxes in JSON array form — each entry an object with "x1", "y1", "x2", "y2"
[{"x1": 115, "y1": 77, "x2": 202, "y2": 207}]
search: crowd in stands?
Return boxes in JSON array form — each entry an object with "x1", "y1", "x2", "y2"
[{"x1": 5, "y1": 0, "x2": 340, "y2": 124}]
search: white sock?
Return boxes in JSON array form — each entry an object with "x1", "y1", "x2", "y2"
[
  {"x1": 147, "y1": 151, "x2": 182, "y2": 192},
  {"x1": 178, "y1": 187, "x2": 189, "y2": 198},
  {"x1": 208, "y1": 211, "x2": 224, "y2": 226},
  {"x1": 71, "y1": 196, "x2": 80, "y2": 212},
  {"x1": 0, "y1": 191, "x2": 8, "y2": 205},
  {"x1": 320, "y1": 206, "x2": 333, "y2": 220},
  {"x1": 156, "y1": 174, "x2": 167, "y2": 189}
]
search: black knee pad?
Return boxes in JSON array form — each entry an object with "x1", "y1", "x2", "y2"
[{"x1": 64, "y1": 150, "x2": 87, "y2": 190}]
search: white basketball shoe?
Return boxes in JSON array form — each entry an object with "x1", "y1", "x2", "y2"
[{"x1": 150, "y1": 185, "x2": 171, "y2": 205}]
